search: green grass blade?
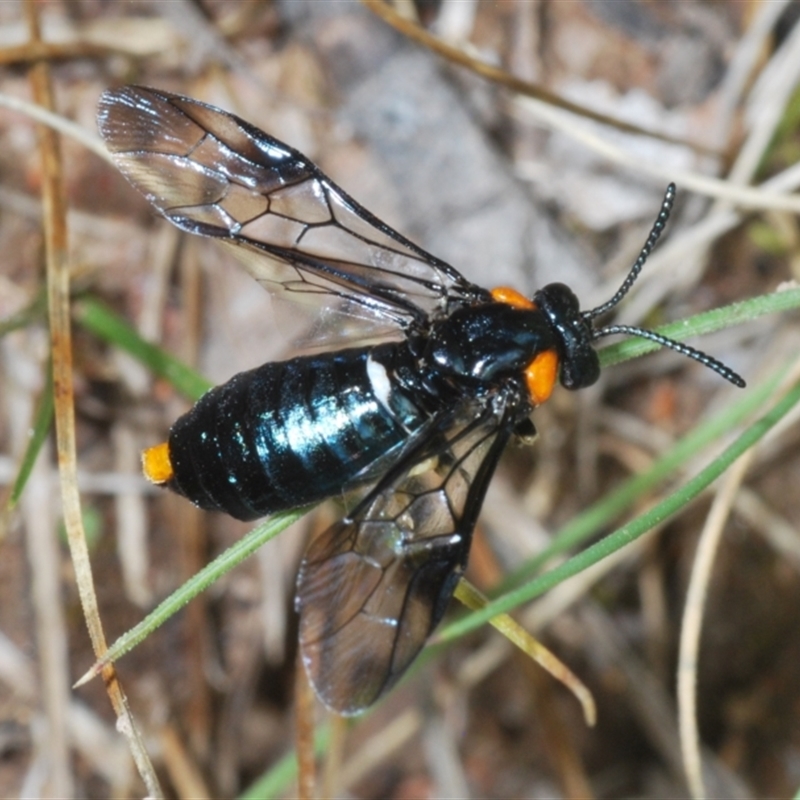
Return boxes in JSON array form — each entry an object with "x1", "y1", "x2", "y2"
[
  {"x1": 0, "y1": 291, "x2": 47, "y2": 339},
  {"x1": 437, "y1": 373, "x2": 800, "y2": 645},
  {"x1": 238, "y1": 723, "x2": 331, "y2": 800},
  {"x1": 506, "y1": 364, "x2": 785, "y2": 585},
  {"x1": 71, "y1": 285, "x2": 798, "y2": 786},
  {"x1": 598, "y1": 287, "x2": 800, "y2": 367},
  {"x1": 73, "y1": 296, "x2": 212, "y2": 401},
  {"x1": 8, "y1": 360, "x2": 54, "y2": 508},
  {"x1": 87, "y1": 507, "x2": 309, "y2": 676}
]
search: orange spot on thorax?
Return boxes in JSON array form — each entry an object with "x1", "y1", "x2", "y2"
[
  {"x1": 490, "y1": 286, "x2": 535, "y2": 310},
  {"x1": 525, "y1": 349, "x2": 559, "y2": 406},
  {"x1": 490, "y1": 287, "x2": 558, "y2": 405}
]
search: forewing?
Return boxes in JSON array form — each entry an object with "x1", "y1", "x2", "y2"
[
  {"x1": 296, "y1": 399, "x2": 513, "y2": 715},
  {"x1": 97, "y1": 86, "x2": 480, "y2": 332}
]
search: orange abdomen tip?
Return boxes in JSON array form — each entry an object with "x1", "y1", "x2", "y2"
[
  {"x1": 490, "y1": 286, "x2": 535, "y2": 310},
  {"x1": 142, "y1": 441, "x2": 174, "y2": 485},
  {"x1": 525, "y1": 349, "x2": 559, "y2": 406}
]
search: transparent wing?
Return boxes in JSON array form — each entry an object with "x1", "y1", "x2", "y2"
[
  {"x1": 97, "y1": 86, "x2": 483, "y2": 333},
  {"x1": 295, "y1": 396, "x2": 513, "y2": 715}
]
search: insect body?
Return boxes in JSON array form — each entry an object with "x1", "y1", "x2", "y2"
[{"x1": 98, "y1": 87, "x2": 744, "y2": 715}]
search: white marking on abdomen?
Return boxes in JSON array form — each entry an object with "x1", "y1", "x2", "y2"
[{"x1": 366, "y1": 354, "x2": 393, "y2": 412}]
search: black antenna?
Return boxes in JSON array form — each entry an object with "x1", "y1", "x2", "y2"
[
  {"x1": 592, "y1": 323, "x2": 745, "y2": 387},
  {"x1": 583, "y1": 183, "x2": 676, "y2": 322},
  {"x1": 583, "y1": 183, "x2": 746, "y2": 389}
]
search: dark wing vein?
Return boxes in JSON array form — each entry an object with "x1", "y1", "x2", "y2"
[
  {"x1": 295, "y1": 395, "x2": 513, "y2": 715},
  {"x1": 97, "y1": 86, "x2": 483, "y2": 331}
]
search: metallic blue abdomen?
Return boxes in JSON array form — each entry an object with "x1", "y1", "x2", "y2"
[{"x1": 166, "y1": 344, "x2": 427, "y2": 520}]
